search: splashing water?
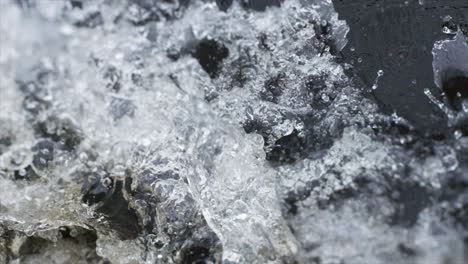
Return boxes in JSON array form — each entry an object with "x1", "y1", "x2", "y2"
[{"x1": 0, "y1": 1, "x2": 467, "y2": 264}]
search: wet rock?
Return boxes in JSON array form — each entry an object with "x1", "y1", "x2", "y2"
[
  {"x1": 74, "y1": 12, "x2": 104, "y2": 28},
  {"x1": 103, "y1": 66, "x2": 122, "y2": 93},
  {"x1": 239, "y1": 0, "x2": 282, "y2": 12},
  {"x1": 167, "y1": 47, "x2": 181, "y2": 61},
  {"x1": 260, "y1": 72, "x2": 286, "y2": 104},
  {"x1": 13, "y1": 165, "x2": 40, "y2": 181},
  {"x1": 70, "y1": 0, "x2": 83, "y2": 9},
  {"x1": 397, "y1": 243, "x2": 419, "y2": 257},
  {"x1": 181, "y1": 245, "x2": 213, "y2": 264},
  {"x1": 257, "y1": 32, "x2": 272, "y2": 51},
  {"x1": 83, "y1": 175, "x2": 142, "y2": 240},
  {"x1": 305, "y1": 74, "x2": 332, "y2": 110},
  {"x1": 267, "y1": 131, "x2": 306, "y2": 163},
  {"x1": 312, "y1": 19, "x2": 338, "y2": 55},
  {"x1": 191, "y1": 38, "x2": 229, "y2": 79},
  {"x1": 82, "y1": 174, "x2": 113, "y2": 206},
  {"x1": 96, "y1": 179, "x2": 142, "y2": 240},
  {"x1": 215, "y1": 0, "x2": 233, "y2": 12},
  {"x1": 0, "y1": 137, "x2": 12, "y2": 155},
  {"x1": 0, "y1": 137, "x2": 12, "y2": 147},
  {"x1": 33, "y1": 117, "x2": 83, "y2": 151},
  {"x1": 216, "y1": 0, "x2": 282, "y2": 12}
]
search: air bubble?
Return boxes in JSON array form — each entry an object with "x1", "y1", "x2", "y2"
[
  {"x1": 321, "y1": 94, "x2": 330, "y2": 102},
  {"x1": 18, "y1": 168, "x2": 27, "y2": 176}
]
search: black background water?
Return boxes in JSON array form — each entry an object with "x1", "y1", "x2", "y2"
[{"x1": 332, "y1": 0, "x2": 468, "y2": 136}]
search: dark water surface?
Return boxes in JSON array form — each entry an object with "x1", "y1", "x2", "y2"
[{"x1": 332, "y1": 0, "x2": 468, "y2": 136}]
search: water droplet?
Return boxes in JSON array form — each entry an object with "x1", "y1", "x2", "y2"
[
  {"x1": 462, "y1": 99, "x2": 468, "y2": 113},
  {"x1": 46, "y1": 121, "x2": 57, "y2": 134},
  {"x1": 371, "y1": 70, "x2": 384, "y2": 91},
  {"x1": 115, "y1": 53, "x2": 124, "y2": 60},
  {"x1": 424, "y1": 88, "x2": 455, "y2": 119},
  {"x1": 79, "y1": 152, "x2": 88, "y2": 161},
  {"x1": 18, "y1": 168, "x2": 27, "y2": 176},
  {"x1": 295, "y1": 122, "x2": 304, "y2": 131},
  {"x1": 101, "y1": 177, "x2": 112, "y2": 188},
  {"x1": 321, "y1": 94, "x2": 330, "y2": 102}
]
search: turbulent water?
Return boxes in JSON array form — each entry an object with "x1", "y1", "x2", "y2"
[{"x1": 0, "y1": 0, "x2": 467, "y2": 264}]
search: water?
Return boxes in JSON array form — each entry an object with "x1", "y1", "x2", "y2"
[
  {"x1": 0, "y1": 0, "x2": 467, "y2": 264},
  {"x1": 333, "y1": 0, "x2": 468, "y2": 135}
]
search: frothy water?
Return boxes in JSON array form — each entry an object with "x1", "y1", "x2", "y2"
[{"x1": 0, "y1": 1, "x2": 466, "y2": 264}]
